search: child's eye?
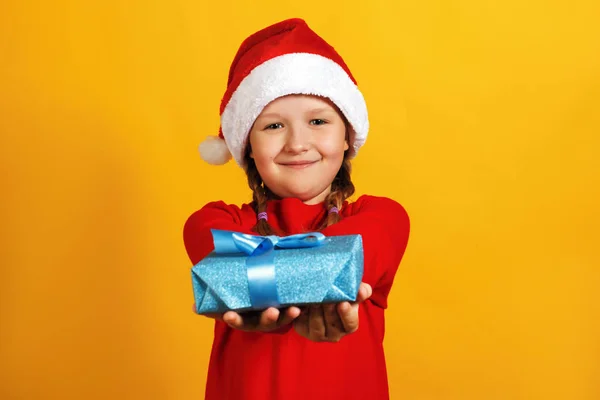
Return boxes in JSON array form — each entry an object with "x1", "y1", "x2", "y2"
[
  {"x1": 264, "y1": 123, "x2": 283, "y2": 130},
  {"x1": 310, "y1": 119, "x2": 327, "y2": 126}
]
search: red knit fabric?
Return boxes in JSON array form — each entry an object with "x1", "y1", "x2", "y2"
[
  {"x1": 183, "y1": 195, "x2": 410, "y2": 400},
  {"x1": 217, "y1": 18, "x2": 359, "y2": 141}
]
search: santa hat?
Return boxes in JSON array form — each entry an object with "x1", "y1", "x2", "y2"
[{"x1": 199, "y1": 18, "x2": 369, "y2": 167}]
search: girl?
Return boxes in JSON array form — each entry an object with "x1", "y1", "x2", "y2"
[{"x1": 184, "y1": 18, "x2": 410, "y2": 400}]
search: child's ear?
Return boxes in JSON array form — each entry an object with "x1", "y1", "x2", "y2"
[{"x1": 344, "y1": 140, "x2": 349, "y2": 151}]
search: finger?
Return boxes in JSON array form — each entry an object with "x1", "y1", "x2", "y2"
[
  {"x1": 323, "y1": 303, "x2": 344, "y2": 339},
  {"x1": 337, "y1": 302, "x2": 359, "y2": 333},
  {"x1": 258, "y1": 307, "x2": 280, "y2": 330},
  {"x1": 222, "y1": 311, "x2": 244, "y2": 328},
  {"x1": 308, "y1": 305, "x2": 326, "y2": 341},
  {"x1": 356, "y1": 283, "x2": 373, "y2": 303},
  {"x1": 278, "y1": 306, "x2": 302, "y2": 327},
  {"x1": 287, "y1": 306, "x2": 302, "y2": 319}
]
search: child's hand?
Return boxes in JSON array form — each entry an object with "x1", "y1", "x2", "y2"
[
  {"x1": 193, "y1": 305, "x2": 302, "y2": 333},
  {"x1": 293, "y1": 282, "x2": 373, "y2": 343}
]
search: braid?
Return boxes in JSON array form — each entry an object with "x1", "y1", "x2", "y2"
[
  {"x1": 245, "y1": 156, "x2": 277, "y2": 236},
  {"x1": 318, "y1": 158, "x2": 355, "y2": 230}
]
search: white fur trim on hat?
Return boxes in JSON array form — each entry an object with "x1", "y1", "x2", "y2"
[
  {"x1": 198, "y1": 135, "x2": 232, "y2": 165},
  {"x1": 220, "y1": 52, "x2": 369, "y2": 167}
]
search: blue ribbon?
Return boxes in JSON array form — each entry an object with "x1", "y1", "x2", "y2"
[{"x1": 211, "y1": 229, "x2": 326, "y2": 309}]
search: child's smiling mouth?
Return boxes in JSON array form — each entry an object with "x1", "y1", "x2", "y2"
[{"x1": 278, "y1": 160, "x2": 319, "y2": 169}]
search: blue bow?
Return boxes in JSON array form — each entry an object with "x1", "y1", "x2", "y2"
[{"x1": 210, "y1": 229, "x2": 326, "y2": 309}]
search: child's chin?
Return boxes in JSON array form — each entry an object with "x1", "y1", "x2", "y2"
[{"x1": 284, "y1": 188, "x2": 327, "y2": 204}]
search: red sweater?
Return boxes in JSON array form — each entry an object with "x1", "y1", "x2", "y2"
[{"x1": 183, "y1": 195, "x2": 410, "y2": 400}]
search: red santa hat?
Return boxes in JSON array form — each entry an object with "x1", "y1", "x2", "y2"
[{"x1": 199, "y1": 18, "x2": 369, "y2": 166}]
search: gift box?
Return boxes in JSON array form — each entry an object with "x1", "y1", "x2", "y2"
[{"x1": 191, "y1": 229, "x2": 364, "y2": 314}]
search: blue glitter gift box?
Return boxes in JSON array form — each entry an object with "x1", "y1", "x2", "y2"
[{"x1": 191, "y1": 229, "x2": 364, "y2": 314}]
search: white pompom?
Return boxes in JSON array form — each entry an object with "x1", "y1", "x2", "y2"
[{"x1": 198, "y1": 136, "x2": 232, "y2": 165}]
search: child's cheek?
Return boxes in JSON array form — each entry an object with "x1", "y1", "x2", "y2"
[{"x1": 322, "y1": 139, "x2": 347, "y2": 157}]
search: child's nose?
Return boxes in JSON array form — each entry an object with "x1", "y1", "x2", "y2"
[{"x1": 284, "y1": 125, "x2": 310, "y2": 154}]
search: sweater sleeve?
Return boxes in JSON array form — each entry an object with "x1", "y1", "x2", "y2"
[
  {"x1": 183, "y1": 201, "x2": 248, "y2": 265},
  {"x1": 321, "y1": 195, "x2": 410, "y2": 309}
]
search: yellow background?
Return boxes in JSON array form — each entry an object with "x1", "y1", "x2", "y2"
[{"x1": 1, "y1": 0, "x2": 599, "y2": 399}]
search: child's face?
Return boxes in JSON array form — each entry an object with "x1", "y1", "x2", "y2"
[{"x1": 248, "y1": 94, "x2": 349, "y2": 205}]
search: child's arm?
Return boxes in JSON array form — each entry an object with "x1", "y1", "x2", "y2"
[
  {"x1": 183, "y1": 201, "x2": 248, "y2": 265},
  {"x1": 321, "y1": 195, "x2": 410, "y2": 309},
  {"x1": 184, "y1": 201, "x2": 299, "y2": 333}
]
